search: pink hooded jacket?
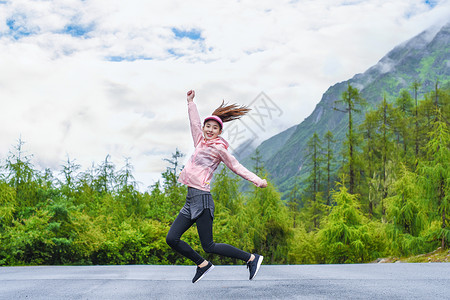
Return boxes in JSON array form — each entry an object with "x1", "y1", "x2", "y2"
[{"x1": 178, "y1": 101, "x2": 266, "y2": 192}]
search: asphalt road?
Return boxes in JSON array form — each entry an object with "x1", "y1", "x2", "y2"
[{"x1": 0, "y1": 263, "x2": 449, "y2": 299}]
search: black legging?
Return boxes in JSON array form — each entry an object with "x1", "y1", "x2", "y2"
[{"x1": 166, "y1": 209, "x2": 251, "y2": 265}]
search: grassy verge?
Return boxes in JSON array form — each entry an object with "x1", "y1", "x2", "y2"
[{"x1": 375, "y1": 248, "x2": 450, "y2": 263}]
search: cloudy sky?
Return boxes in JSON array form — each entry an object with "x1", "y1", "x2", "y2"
[{"x1": 0, "y1": 0, "x2": 449, "y2": 189}]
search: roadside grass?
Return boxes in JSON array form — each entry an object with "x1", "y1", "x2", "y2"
[{"x1": 375, "y1": 248, "x2": 450, "y2": 263}]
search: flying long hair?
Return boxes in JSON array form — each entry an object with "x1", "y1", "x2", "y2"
[{"x1": 211, "y1": 101, "x2": 251, "y2": 123}]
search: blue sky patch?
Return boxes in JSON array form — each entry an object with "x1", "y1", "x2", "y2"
[
  {"x1": 424, "y1": 0, "x2": 437, "y2": 8},
  {"x1": 171, "y1": 28, "x2": 203, "y2": 40},
  {"x1": 6, "y1": 16, "x2": 37, "y2": 39},
  {"x1": 64, "y1": 23, "x2": 93, "y2": 37},
  {"x1": 106, "y1": 55, "x2": 153, "y2": 62},
  {"x1": 167, "y1": 48, "x2": 185, "y2": 58}
]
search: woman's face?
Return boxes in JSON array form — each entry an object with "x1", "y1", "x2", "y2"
[{"x1": 203, "y1": 120, "x2": 222, "y2": 140}]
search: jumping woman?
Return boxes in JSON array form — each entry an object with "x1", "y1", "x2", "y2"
[{"x1": 166, "y1": 90, "x2": 267, "y2": 283}]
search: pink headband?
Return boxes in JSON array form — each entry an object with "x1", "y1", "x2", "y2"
[{"x1": 204, "y1": 115, "x2": 223, "y2": 129}]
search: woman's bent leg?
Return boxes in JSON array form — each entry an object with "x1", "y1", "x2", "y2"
[
  {"x1": 196, "y1": 209, "x2": 251, "y2": 262},
  {"x1": 166, "y1": 213, "x2": 205, "y2": 265}
]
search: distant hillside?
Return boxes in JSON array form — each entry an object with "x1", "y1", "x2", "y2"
[{"x1": 245, "y1": 22, "x2": 450, "y2": 196}]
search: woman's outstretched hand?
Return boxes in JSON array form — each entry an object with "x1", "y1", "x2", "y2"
[
  {"x1": 187, "y1": 90, "x2": 195, "y2": 103},
  {"x1": 260, "y1": 179, "x2": 267, "y2": 188}
]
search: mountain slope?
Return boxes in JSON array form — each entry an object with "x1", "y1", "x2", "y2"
[{"x1": 254, "y1": 22, "x2": 450, "y2": 194}]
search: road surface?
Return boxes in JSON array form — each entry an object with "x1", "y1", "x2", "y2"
[{"x1": 0, "y1": 263, "x2": 449, "y2": 299}]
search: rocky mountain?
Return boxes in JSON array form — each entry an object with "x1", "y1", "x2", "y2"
[{"x1": 246, "y1": 22, "x2": 450, "y2": 195}]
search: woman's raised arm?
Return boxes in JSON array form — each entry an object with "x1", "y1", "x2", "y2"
[{"x1": 185, "y1": 90, "x2": 203, "y2": 146}]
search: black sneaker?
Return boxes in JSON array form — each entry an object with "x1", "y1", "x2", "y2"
[
  {"x1": 192, "y1": 261, "x2": 214, "y2": 283},
  {"x1": 247, "y1": 254, "x2": 263, "y2": 280}
]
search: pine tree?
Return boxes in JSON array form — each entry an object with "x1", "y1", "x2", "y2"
[
  {"x1": 4, "y1": 138, "x2": 39, "y2": 210},
  {"x1": 211, "y1": 167, "x2": 241, "y2": 214},
  {"x1": 376, "y1": 96, "x2": 397, "y2": 214},
  {"x1": 250, "y1": 148, "x2": 264, "y2": 176},
  {"x1": 323, "y1": 131, "x2": 336, "y2": 206},
  {"x1": 319, "y1": 183, "x2": 371, "y2": 263},
  {"x1": 411, "y1": 80, "x2": 421, "y2": 160},
  {"x1": 116, "y1": 158, "x2": 142, "y2": 216},
  {"x1": 305, "y1": 132, "x2": 323, "y2": 202},
  {"x1": 418, "y1": 109, "x2": 450, "y2": 249},
  {"x1": 247, "y1": 178, "x2": 291, "y2": 264},
  {"x1": 287, "y1": 182, "x2": 302, "y2": 228},
  {"x1": 394, "y1": 89, "x2": 414, "y2": 163},
  {"x1": 360, "y1": 110, "x2": 379, "y2": 216},
  {"x1": 0, "y1": 181, "x2": 16, "y2": 228},
  {"x1": 301, "y1": 133, "x2": 327, "y2": 229},
  {"x1": 385, "y1": 165, "x2": 428, "y2": 255},
  {"x1": 334, "y1": 84, "x2": 366, "y2": 194},
  {"x1": 163, "y1": 148, "x2": 184, "y2": 175},
  {"x1": 415, "y1": 83, "x2": 446, "y2": 160},
  {"x1": 94, "y1": 155, "x2": 116, "y2": 194},
  {"x1": 161, "y1": 150, "x2": 187, "y2": 221},
  {"x1": 60, "y1": 156, "x2": 81, "y2": 198},
  {"x1": 211, "y1": 168, "x2": 251, "y2": 264}
]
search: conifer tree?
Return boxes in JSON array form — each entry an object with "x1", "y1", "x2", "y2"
[
  {"x1": 323, "y1": 131, "x2": 335, "y2": 206},
  {"x1": 0, "y1": 182, "x2": 16, "y2": 228},
  {"x1": 161, "y1": 150, "x2": 187, "y2": 221},
  {"x1": 211, "y1": 167, "x2": 251, "y2": 264},
  {"x1": 94, "y1": 155, "x2": 115, "y2": 194},
  {"x1": 411, "y1": 80, "x2": 421, "y2": 159},
  {"x1": 319, "y1": 183, "x2": 372, "y2": 263},
  {"x1": 394, "y1": 89, "x2": 414, "y2": 162},
  {"x1": 250, "y1": 148, "x2": 264, "y2": 176},
  {"x1": 418, "y1": 109, "x2": 449, "y2": 249},
  {"x1": 376, "y1": 96, "x2": 397, "y2": 214},
  {"x1": 60, "y1": 156, "x2": 81, "y2": 198},
  {"x1": 163, "y1": 148, "x2": 184, "y2": 175},
  {"x1": 211, "y1": 167, "x2": 241, "y2": 214},
  {"x1": 334, "y1": 84, "x2": 366, "y2": 194},
  {"x1": 4, "y1": 138, "x2": 38, "y2": 209},
  {"x1": 305, "y1": 132, "x2": 323, "y2": 202},
  {"x1": 61, "y1": 156, "x2": 80, "y2": 188},
  {"x1": 116, "y1": 158, "x2": 142, "y2": 215},
  {"x1": 360, "y1": 110, "x2": 379, "y2": 216},
  {"x1": 247, "y1": 151, "x2": 291, "y2": 263},
  {"x1": 385, "y1": 167, "x2": 428, "y2": 257},
  {"x1": 301, "y1": 133, "x2": 327, "y2": 229},
  {"x1": 287, "y1": 182, "x2": 302, "y2": 228},
  {"x1": 247, "y1": 177, "x2": 291, "y2": 264}
]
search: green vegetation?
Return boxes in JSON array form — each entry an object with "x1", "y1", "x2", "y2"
[
  {"x1": 289, "y1": 83, "x2": 449, "y2": 263},
  {"x1": 0, "y1": 83, "x2": 448, "y2": 266},
  {"x1": 259, "y1": 24, "x2": 450, "y2": 195},
  {"x1": 0, "y1": 140, "x2": 293, "y2": 266}
]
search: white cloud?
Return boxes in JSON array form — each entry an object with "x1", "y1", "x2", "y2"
[{"x1": 0, "y1": 0, "x2": 449, "y2": 189}]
